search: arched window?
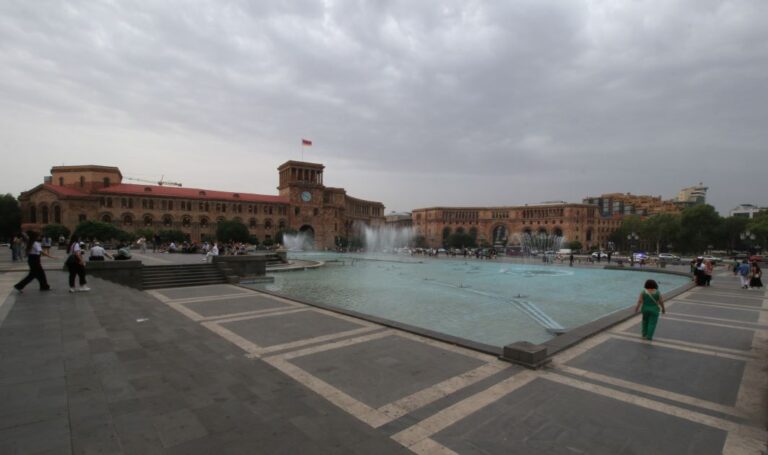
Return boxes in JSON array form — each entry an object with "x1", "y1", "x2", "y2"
[
  {"x1": 200, "y1": 217, "x2": 209, "y2": 228},
  {"x1": 143, "y1": 215, "x2": 153, "y2": 227},
  {"x1": 53, "y1": 205, "x2": 61, "y2": 224},
  {"x1": 216, "y1": 216, "x2": 225, "y2": 224},
  {"x1": 41, "y1": 205, "x2": 49, "y2": 224},
  {"x1": 101, "y1": 214, "x2": 112, "y2": 223},
  {"x1": 553, "y1": 227, "x2": 563, "y2": 237},
  {"x1": 264, "y1": 219, "x2": 273, "y2": 230},
  {"x1": 278, "y1": 219, "x2": 286, "y2": 230},
  {"x1": 182, "y1": 216, "x2": 191, "y2": 228},
  {"x1": 249, "y1": 218, "x2": 257, "y2": 228},
  {"x1": 122, "y1": 214, "x2": 133, "y2": 226},
  {"x1": 162, "y1": 215, "x2": 173, "y2": 227}
]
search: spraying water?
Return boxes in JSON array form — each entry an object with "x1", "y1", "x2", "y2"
[
  {"x1": 283, "y1": 232, "x2": 312, "y2": 251},
  {"x1": 360, "y1": 224, "x2": 415, "y2": 252}
]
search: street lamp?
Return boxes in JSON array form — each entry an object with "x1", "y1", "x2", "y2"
[
  {"x1": 627, "y1": 232, "x2": 639, "y2": 265},
  {"x1": 741, "y1": 230, "x2": 756, "y2": 254}
]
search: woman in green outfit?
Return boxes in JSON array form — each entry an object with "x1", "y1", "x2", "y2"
[{"x1": 634, "y1": 279, "x2": 666, "y2": 341}]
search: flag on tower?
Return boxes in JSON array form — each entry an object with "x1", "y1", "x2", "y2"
[{"x1": 302, "y1": 139, "x2": 312, "y2": 146}]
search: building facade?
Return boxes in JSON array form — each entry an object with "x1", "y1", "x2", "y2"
[
  {"x1": 412, "y1": 203, "x2": 621, "y2": 250},
  {"x1": 19, "y1": 162, "x2": 385, "y2": 249},
  {"x1": 582, "y1": 193, "x2": 681, "y2": 217},
  {"x1": 729, "y1": 204, "x2": 766, "y2": 219}
]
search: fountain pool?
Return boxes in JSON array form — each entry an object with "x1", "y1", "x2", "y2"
[{"x1": 245, "y1": 252, "x2": 690, "y2": 347}]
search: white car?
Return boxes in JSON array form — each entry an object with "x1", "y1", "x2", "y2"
[
  {"x1": 591, "y1": 252, "x2": 608, "y2": 259},
  {"x1": 657, "y1": 253, "x2": 680, "y2": 262}
]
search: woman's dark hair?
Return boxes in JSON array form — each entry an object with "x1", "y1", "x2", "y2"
[
  {"x1": 644, "y1": 279, "x2": 659, "y2": 290},
  {"x1": 68, "y1": 235, "x2": 80, "y2": 252},
  {"x1": 25, "y1": 231, "x2": 39, "y2": 253}
]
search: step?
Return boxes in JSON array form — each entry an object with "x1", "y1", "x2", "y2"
[{"x1": 142, "y1": 271, "x2": 224, "y2": 278}]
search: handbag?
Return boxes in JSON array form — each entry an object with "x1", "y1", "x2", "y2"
[{"x1": 64, "y1": 254, "x2": 77, "y2": 268}]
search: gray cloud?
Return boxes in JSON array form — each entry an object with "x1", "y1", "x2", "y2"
[{"x1": 1, "y1": 0, "x2": 766, "y2": 213}]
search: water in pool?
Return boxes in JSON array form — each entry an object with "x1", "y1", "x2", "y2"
[{"x1": 248, "y1": 253, "x2": 689, "y2": 347}]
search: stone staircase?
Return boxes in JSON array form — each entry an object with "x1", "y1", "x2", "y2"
[{"x1": 141, "y1": 263, "x2": 229, "y2": 290}]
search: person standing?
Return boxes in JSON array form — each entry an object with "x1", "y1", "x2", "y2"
[
  {"x1": 749, "y1": 262, "x2": 763, "y2": 290},
  {"x1": 66, "y1": 236, "x2": 90, "y2": 293},
  {"x1": 569, "y1": 252, "x2": 574, "y2": 267},
  {"x1": 634, "y1": 279, "x2": 666, "y2": 341},
  {"x1": 14, "y1": 232, "x2": 57, "y2": 293}
]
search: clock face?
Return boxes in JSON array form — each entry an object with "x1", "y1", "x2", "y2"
[{"x1": 301, "y1": 191, "x2": 312, "y2": 202}]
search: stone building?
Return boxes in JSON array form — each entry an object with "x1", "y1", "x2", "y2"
[
  {"x1": 412, "y1": 202, "x2": 621, "y2": 251},
  {"x1": 19, "y1": 161, "x2": 385, "y2": 249},
  {"x1": 582, "y1": 193, "x2": 682, "y2": 217}
]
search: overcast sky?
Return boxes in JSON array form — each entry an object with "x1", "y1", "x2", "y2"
[{"x1": 1, "y1": 0, "x2": 766, "y2": 215}]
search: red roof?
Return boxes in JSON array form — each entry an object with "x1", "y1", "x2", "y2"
[
  {"x1": 97, "y1": 183, "x2": 289, "y2": 204},
  {"x1": 41, "y1": 184, "x2": 91, "y2": 198}
]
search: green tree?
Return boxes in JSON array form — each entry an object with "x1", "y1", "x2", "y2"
[
  {"x1": 747, "y1": 211, "x2": 768, "y2": 252},
  {"x1": 134, "y1": 227, "x2": 154, "y2": 240},
  {"x1": 158, "y1": 229, "x2": 187, "y2": 243},
  {"x1": 73, "y1": 221, "x2": 121, "y2": 241},
  {"x1": 42, "y1": 223, "x2": 70, "y2": 242},
  {"x1": 566, "y1": 240, "x2": 583, "y2": 251},
  {"x1": 441, "y1": 226, "x2": 452, "y2": 247},
  {"x1": 248, "y1": 235, "x2": 259, "y2": 246},
  {"x1": 641, "y1": 213, "x2": 681, "y2": 253},
  {"x1": 608, "y1": 215, "x2": 644, "y2": 251},
  {"x1": 0, "y1": 194, "x2": 21, "y2": 241},
  {"x1": 718, "y1": 216, "x2": 749, "y2": 252},
  {"x1": 678, "y1": 204, "x2": 722, "y2": 254},
  {"x1": 215, "y1": 220, "x2": 249, "y2": 243},
  {"x1": 413, "y1": 235, "x2": 428, "y2": 249},
  {"x1": 446, "y1": 232, "x2": 476, "y2": 249}
]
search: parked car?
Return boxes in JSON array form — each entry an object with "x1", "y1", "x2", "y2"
[
  {"x1": 632, "y1": 252, "x2": 649, "y2": 261},
  {"x1": 591, "y1": 252, "x2": 608, "y2": 259},
  {"x1": 701, "y1": 255, "x2": 721, "y2": 264},
  {"x1": 657, "y1": 253, "x2": 680, "y2": 263}
]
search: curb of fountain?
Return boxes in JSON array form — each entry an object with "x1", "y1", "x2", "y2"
[
  {"x1": 266, "y1": 260, "x2": 325, "y2": 273},
  {"x1": 502, "y1": 268, "x2": 697, "y2": 368},
  {"x1": 236, "y1": 285, "x2": 503, "y2": 356}
]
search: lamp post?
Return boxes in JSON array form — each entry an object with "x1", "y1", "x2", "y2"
[
  {"x1": 741, "y1": 230, "x2": 756, "y2": 255},
  {"x1": 628, "y1": 232, "x2": 639, "y2": 266}
]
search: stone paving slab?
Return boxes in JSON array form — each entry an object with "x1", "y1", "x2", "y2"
[
  {"x1": 565, "y1": 337, "x2": 746, "y2": 406},
  {"x1": 183, "y1": 295, "x2": 292, "y2": 318},
  {"x1": 290, "y1": 334, "x2": 486, "y2": 408},
  {"x1": 681, "y1": 292, "x2": 764, "y2": 307},
  {"x1": 430, "y1": 378, "x2": 727, "y2": 455},
  {"x1": 219, "y1": 310, "x2": 368, "y2": 348},
  {"x1": 623, "y1": 318, "x2": 756, "y2": 351},
  {"x1": 1, "y1": 269, "x2": 766, "y2": 454},
  {"x1": 668, "y1": 301, "x2": 761, "y2": 323},
  {"x1": 152, "y1": 284, "x2": 250, "y2": 301}
]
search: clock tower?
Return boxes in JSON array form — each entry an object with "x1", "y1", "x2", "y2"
[{"x1": 277, "y1": 160, "x2": 327, "y2": 246}]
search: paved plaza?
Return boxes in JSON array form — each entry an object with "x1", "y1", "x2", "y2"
[{"x1": 0, "y1": 257, "x2": 766, "y2": 453}]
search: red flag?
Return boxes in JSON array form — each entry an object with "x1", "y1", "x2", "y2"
[{"x1": 302, "y1": 139, "x2": 312, "y2": 146}]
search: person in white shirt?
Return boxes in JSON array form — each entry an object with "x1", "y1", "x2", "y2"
[
  {"x1": 204, "y1": 243, "x2": 219, "y2": 262},
  {"x1": 89, "y1": 242, "x2": 113, "y2": 261},
  {"x1": 14, "y1": 232, "x2": 57, "y2": 293},
  {"x1": 66, "y1": 236, "x2": 90, "y2": 293}
]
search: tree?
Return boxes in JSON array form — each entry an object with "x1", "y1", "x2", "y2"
[
  {"x1": 215, "y1": 220, "x2": 249, "y2": 243},
  {"x1": 441, "y1": 226, "x2": 452, "y2": 247},
  {"x1": 678, "y1": 205, "x2": 722, "y2": 254},
  {"x1": 747, "y1": 211, "x2": 768, "y2": 252},
  {"x1": 413, "y1": 235, "x2": 428, "y2": 249},
  {"x1": 718, "y1": 216, "x2": 749, "y2": 252},
  {"x1": 566, "y1": 240, "x2": 583, "y2": 251},
  {"x1": 42, "y1": 223, "x2": 70, "y2": 242},
  {"x1": 641, "y1": 213, "x2": 681, "y2": 253},
  {"x1": 73, "y1": 221, "x2": 121, "y2": 241},
  {"x1": 446, "y1": 232, "x2": 476, "y2": 249},
  {"x1": 158, "y1": 229, "x2": 187, "y2": 243},
  {"x1": 134, "y1": 228, "x2": 154, "y2": 240},
  {"x1": 248, "y1": 235, "x2": 259, "y2": 246},
  {"x1": 0, "y1": 194, "x2": 21, "y2": 241}
]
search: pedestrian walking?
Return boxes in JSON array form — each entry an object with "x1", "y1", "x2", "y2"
[
  {"x1": 738, "y1": 260, "x2": 751, "y2": 289},
  {"x1": 65, "y1": 236, "x2": 90, "y2": 293},
  {"x1": 703, "y1": 260, "x2": 714, "y2": 287},
  {"x1": 634, "y1": 279, "x2": 666, "y2": 341},
  {"x1": 14, "y1": 232, "x2": 57, "y2": 293}
]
